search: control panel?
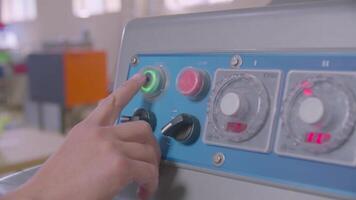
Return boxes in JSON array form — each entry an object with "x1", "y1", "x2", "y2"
[{"x1": 119, "y1": 52, "x2": 356, "y2": 199}]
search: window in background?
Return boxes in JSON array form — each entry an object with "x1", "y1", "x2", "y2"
[
  {"x1": 165, "y1": 0, "x2": 234, "y2": 11},
  {"x1": 73, "y1": 0, "x2": 122, "y2": 18},
  {"x1": 0, "y1": 31, "x2": 19, "y2": 49},
  {"x1": 1, "y1": 0, "x2": 37, "y2": 23}
]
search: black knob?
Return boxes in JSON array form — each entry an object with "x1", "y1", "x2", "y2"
[
  {"x1": 121, "y1": 108, "x2": 157, "y2": 131},
  {"x1": 161, "y1": 113, "x2": 200, "y2": 144}
]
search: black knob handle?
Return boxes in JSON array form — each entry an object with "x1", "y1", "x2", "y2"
[
  {"x1": 121, "y1": 108, "x2": 157, "y2": 131},
  {"x1": 161, "y1": 113, "x2": 200, "y2": 144}
]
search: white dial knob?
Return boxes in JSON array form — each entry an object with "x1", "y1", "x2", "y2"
[
  {"x1": 220, "y1": 92, "x2": 241, "y2": 116},
  {"x1": 298, "y1": 97, "x2": 325, "y2": 124}
]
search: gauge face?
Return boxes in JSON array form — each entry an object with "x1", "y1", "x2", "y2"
[
  {"x1": 204, "y1": 69, "x2": 281, "y2": 153},
  {"x1": 282, "y1": 75, "x2": 356, "y2": 154},
  {"x1": 210, "y1": 73, "x2": 270, "y2": 142}
]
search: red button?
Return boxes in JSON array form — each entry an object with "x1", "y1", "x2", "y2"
[{"x1": 177, "y1": 68, "x2": 204, "y2": 97}]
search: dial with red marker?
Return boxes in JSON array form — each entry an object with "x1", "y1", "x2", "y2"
[{"x1": 282, "y1": 75, "x2": 356, "y2": 153}]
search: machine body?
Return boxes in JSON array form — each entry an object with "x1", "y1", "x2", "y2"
[{"x1": 1, "y1": 1, "x2": 356, "y2": 200}]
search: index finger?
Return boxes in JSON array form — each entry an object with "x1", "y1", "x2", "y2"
[{"x1": 86, "y1": 73, "x2": 147, "y2": 126}]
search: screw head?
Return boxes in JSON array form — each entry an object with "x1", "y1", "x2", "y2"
[
  {"x1": 213, "y1": 152, "x2": 225, "y2": 166},
  {"x1": 230, "y1": 55, "x2": 242, "y2": 69},
  {"x1": 130, "y1": 56, "x2": 139, "y2": 66}
]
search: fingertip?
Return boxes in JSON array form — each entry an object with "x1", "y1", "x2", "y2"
[{"x1": 131, "y1": 73, "x2": 147, "y2": 86}]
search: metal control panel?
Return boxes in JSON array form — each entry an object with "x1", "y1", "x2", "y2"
[{"x1": 120, "y1": 52, "x2": 356, "y2": 199}]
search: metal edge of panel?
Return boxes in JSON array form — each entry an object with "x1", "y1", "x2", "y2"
[
  {"x1": 160, "y1": 161, "x2": 353, "y2": 200},
  {"x1": 114, "y1": 0, "x2": 356, "y2": 90}
]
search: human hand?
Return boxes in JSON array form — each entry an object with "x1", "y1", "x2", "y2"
[{"x1": 3, "y1": 73, "x2": 160, "y2": 200}]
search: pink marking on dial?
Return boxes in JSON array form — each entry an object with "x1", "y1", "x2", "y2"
[
  {"x1": 226, "y1": 122, "x2": 248, "y2": 133},
  {"x1": 303, "y1": 88, "x2": 314, "y2": 96}
]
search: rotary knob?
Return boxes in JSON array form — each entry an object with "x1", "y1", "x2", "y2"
[
  {"x1": 161, "y1": 113, "x2": 200, "y2": 144},
  {"x1": 282, "y1": 76, "x2": 356, "y2": 153},
  {"x1": 121, "y1": 108, "x2": 157, "y2": 131},
  {"x1": 298, "y1": 97, "x2": 325, "y2": 124},
  {"x1": 209, "y1": 73, "x2": 270, "y2": 142},
  {"x1": 219, "y1": 92, "x2": 248, "y2": 117}
]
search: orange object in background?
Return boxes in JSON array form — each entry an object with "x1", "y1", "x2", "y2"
[
  {"x1": 27, "y1": 50, "x2": 109, "y2": 132},
  {"x1": 64, "y1": 51, "x2": 108, "y2": 108},
  {"x1": 27, "y1": 50, "x2": 109, "y2": 108}
]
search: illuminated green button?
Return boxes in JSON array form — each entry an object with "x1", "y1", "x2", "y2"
[{"x1": 141, "y1": 69, "x2": 161, "y2": 94}]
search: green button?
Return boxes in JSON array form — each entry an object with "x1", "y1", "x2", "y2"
[{"x1": 141, "y1": 69, "x2": 160, "y2": 94}]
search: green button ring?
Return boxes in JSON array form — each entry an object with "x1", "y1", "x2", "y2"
[{"x1": 141, "y1": 69, "x2": 160, "y2": 94}]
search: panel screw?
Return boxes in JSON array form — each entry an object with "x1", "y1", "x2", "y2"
[
  {"x1": 131, "y1": 56, "x2": 139, "y2": 66},
  {"x1": 230, "y1": 55, "x2": 242, "y2": 69},
  {"x1": 213, "y1": 152, "x2": 225, "y2": 166}
]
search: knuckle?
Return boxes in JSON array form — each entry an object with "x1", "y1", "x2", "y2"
[
  {"x1": 92, "y1": 127, "x2": 105, "y2": 138},
  {"x1": 99, "y1": 95, "x2": 113, "y2": 106},
  {"x1": 98, "y1": 95, "x2": 121, "y2": 113},
  {"x1": 98, "y1": 98, "x2": 106, "y2": 106},
  {"x1": 112, "y1": 156, "x2": 130, "y2": 171},
  {"x1": 111, "y1": 94, "x2": 125, "y2": 110},
  {"x1": 100, "y1": 138, "x2": 116, "y2": 154}
]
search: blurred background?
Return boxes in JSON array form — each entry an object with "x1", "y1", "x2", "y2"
[{"x1": 0, "y1": 0, "x2": 302, "y2": 176}]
